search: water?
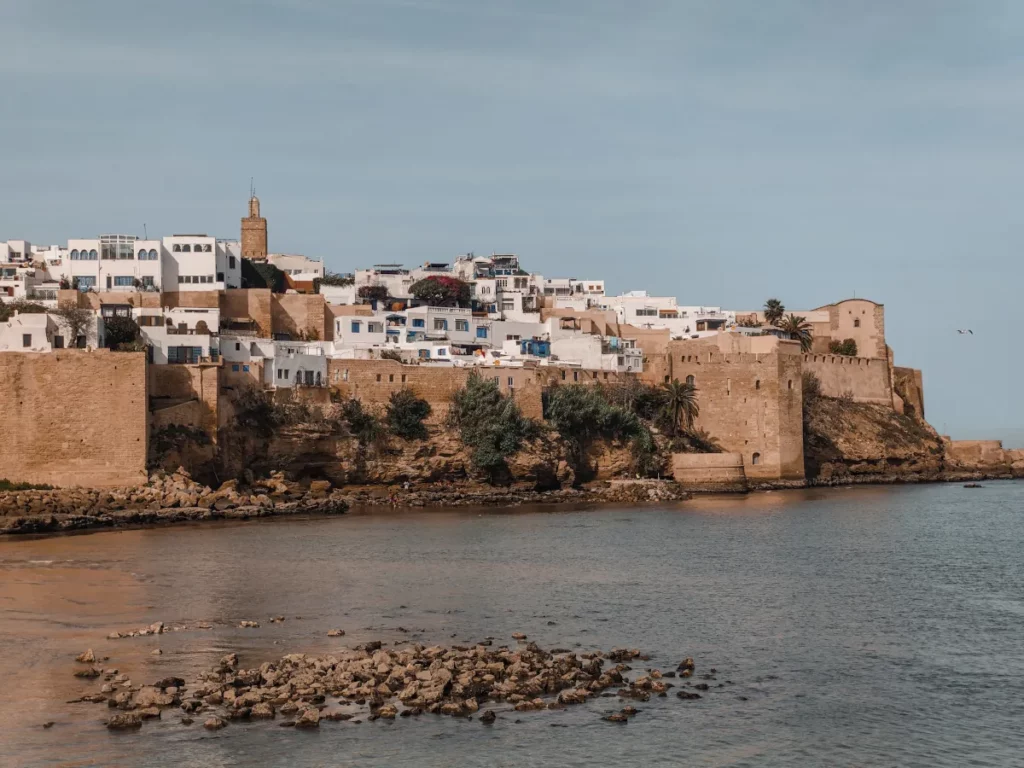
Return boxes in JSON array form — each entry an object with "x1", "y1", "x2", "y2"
[{"x1": 1, "y1": 483, "x2": 1023, "y2": 767}]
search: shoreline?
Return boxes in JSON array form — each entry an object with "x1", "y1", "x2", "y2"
[{"x1": 1, "y1": 471, "x2": 1018, "y2": 539}]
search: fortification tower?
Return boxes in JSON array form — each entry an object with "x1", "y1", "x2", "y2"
[{"x1": 241, "y1": 192, "x2": 268, "y2": 259}]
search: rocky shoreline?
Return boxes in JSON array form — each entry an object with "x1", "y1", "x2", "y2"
[
  {"x1": 65, "y1": 638, "x2": 721, "y2": 733},
  {"x1": 0, "y1": 470, "x2": 688, "y2": 537}
]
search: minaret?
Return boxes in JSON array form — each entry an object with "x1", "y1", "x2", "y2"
[{"x1": 241, "y1": 189, "x2": 268, "y2": 259}]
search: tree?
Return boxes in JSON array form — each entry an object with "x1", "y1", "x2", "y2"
[
  {"x1": 828, "y1": 338, "x2": 858, "y2": 356},
  {"x1": 685, "y1": 428, "x2": 722, "y2": 453},
  {"x1": 103, "y1": 315, "x2": 140, "y2": 349},
  {"x1": 319, "y1": 272, "x2": 354, "y2": 287},
  {"x1": 379, "y1": 349, "x2": 403, "y2": 362},
  {"x1": 341, "y1": 398, "x2": 388, "y2": 451},
  {"x1": 386, "y1": 388, "x2": 432, "y2": 440},
  {"x1": 52, "y1": 301, "x2": 92, "y2": 348},
  {"x1": 763, "y1": 298, "x2": 785, "y2": 326},
  {"x1": 778, "y1": 313, "x2": 813, "y2": 352},
  {"x1": 660, "y1": 379, "x2": 699, "y2": 436},
  {"x1": 409, "y1": 276, "x2": 470, "y2": 308},
  {"x1": 357, "y1": 285, "x2": 389, "y2": 303},
  {"x1": 0, "y1": 300, "x2": 47, "y2": 322},
  {"x1": 448, "y1": 373, "x2": 536, "y2": 480}
]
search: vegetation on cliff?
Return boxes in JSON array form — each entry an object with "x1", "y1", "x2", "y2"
[
  {"x1": 447, "y1": 373, "x2": 537, "y2": 481},
  {"x1": 386, "y1": 389, "x2": 432, "y2": 440},
  {"x1": 828, "y1": 338, "x2": 858, "y2": 356}
]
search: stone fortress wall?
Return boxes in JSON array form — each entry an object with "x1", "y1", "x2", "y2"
[{"x1": 0, "y1": 350, "x2": 148, "y2": 487}]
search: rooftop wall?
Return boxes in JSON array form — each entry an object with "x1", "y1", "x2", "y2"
[
  {"x1": 802, "y1": 353, "x2": 893, "y2": 405},
  {"x1": 0, "y1": 350, "x2": 148, "y2": 487}
]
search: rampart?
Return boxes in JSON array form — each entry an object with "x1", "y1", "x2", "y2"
[
  {"x1": 0, "y1": 350, "x2": 148, "y2": 487},
  {"x1": 802, "y1": 353, "x2": 893, "y2": 405},
  {"x1": 893, "y1": 366, "x2": 925, "y2": 419},
  {"x1": 671, "y1": 452, "x2": 747, "y2": 491},
  {"x1": 148, "y1": 362, "x2": 220, "y2": 436}
]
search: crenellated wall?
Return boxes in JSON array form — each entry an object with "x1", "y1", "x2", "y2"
[{"x1": 802, "y1": 353, "x2": 893, "y2": 405}]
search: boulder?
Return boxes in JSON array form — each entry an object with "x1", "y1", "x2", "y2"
[
  {"x1": 106, "y1": 713, "x2": 142, "y2": 730},
  {"x1": 251, "y1": 702, "x2": 276, "y2": 719},
  {"x1": 134, "y1": 687, "x2": 177, "y2": 708},
  {"x1": 75, "y1": 649, "x2": 96, "y2": 663},
  {"x1": 204, "y1": 716, "x2": 228, "y2": 730},
  {"x1": 295, "y1": 708, "x2": 320, "y2": 729}
]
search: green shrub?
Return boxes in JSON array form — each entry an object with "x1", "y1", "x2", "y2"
[
  {"x1": 448, "y1": 373, "x2": 536, "y2": 479},
  {"x1": 0, "y1": 478, "x2": 54, "y2": 491},
  {"x1": 828, "y1": 338, "x2": 858, "y2": 356},
  {"x1": 386, "y1": 388, "x2": 431, "y2": 440},
  {"x1": 409, "y1": 276, "x2": 470, "y2": 307},
  {"x1": 342, "y1": 398, "x2": 388, "y2": 448},
  {"x1": 0, "y1": 300, "x2": 47, "y2": 322},
  {"x1": 104, "y1": 315, "x2": 140, "y2": 349}
]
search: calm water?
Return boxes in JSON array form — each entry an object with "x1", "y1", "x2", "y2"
[{"x1": 1, "y1": 483, "x2": 1023, "y2": 767}]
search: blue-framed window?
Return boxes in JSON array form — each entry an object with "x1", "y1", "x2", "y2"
[
  {"x1": 476, "y1": 326, "x2": 488, "y2": 338},
  {"x1": 242, "y1": 364, "x2": 250, "y2": 373},
  {"x1": 114, "y1": 276, "x2": 134, "y2": 287},
  {"x1": 351, "y1": 321, "x2": 361, "y2": 333},
  {"x1": 412, "y1": 318, "x2": 425, "y2": 328},
  {"x1": 232, "y1": 364, "x2": 240, "y2": 372},
  {"x1": 77, "y1": 276, "x2": 96, "y2": 291}
]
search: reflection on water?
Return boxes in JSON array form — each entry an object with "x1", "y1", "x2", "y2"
[{"x1": 1, "y1": 483, "x2": 1023, "y2": 767}]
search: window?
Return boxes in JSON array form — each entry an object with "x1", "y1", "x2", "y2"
[
  {"x1": 77, "y1": 276, "x2": 96, "y2": 291},
  {"x1": 22, "y1": 334, "x2": 31, "y2": 348},
  {"x1": 242, "y1": 365, "x2": 249, "y2": 373},
  {"x1": 229, "y1": 256, "x2": 236, "y2": 269},
  {"x1": 635, "y1": 308, "x2": 657, "y2": 317},
  {"x1": 376, "y1": 374, "x2": 381, "y2": 382},
  {"x1": 53, "y1": 335, "x2": 64, "y2": 349},
  {"x1": 148, "y1": 248, "x2": 158, "y2": 260},
  {"x1": 389, "y1": 374, "x2": 394, "y2": 382},
  {"x1": 507, "y1": 377, "x2": 514, "y2": 387},
  {"x1": 141, "y1": 276, "x2": 154, "y2": 287},
  {"x1": 573, "y1": 371, "x2": 579, "y2": 382},
  {"x1": 114, "y1": 276, "x2": 134, "y2": 287},
  {"x1": 217, "y1": 272, "x2": 224, "y2": 282},
  {"x1": 752, "y1": 452, "x2": 761, "y2": 466},
  {"x1": 685, "y1": 375, "x2": 695, "y2": 386},
  {"x1": 232, "y1": 364, "x2": 240, "y2": 372},
  {"x1": 368, "y1": 322, "x2": 383, "y2": 333},
  {"x1": 476, "y1": 326, "x2": 488, "y2": 339},
  {"x1": 434, "y1": 318, "x2": 447, "y2": 331},
  {"x1": 203, "y1": 244, "x2": 212, "y2": 253},
  {"x1": 70, "y1": 249, "x2": 79, "y2": 259},
  {"x1": 89, "y1": 249, "x2": 98, "y2": 260},
  {"x1": 351, "y1": 321, "x2": 361, "y2": 333},
  {"x1": 853, "y1": 318, "x2": 860, "y2": 328},
  {"x1": 436, "y1": 348, "x2": 447, "y2": 356},
  {"x1": 343, "y1": 368, "x2": 349, "y2": 382},
  {"x1": 181, "y1": 244, "x2": 191, "y2": 253},
  {"x1": 788, "y1": 379, "x2": 793, "y2": 390},
  {"x1": 235, "y1": 342, "x2": 241, "y2": 351},
  {"x1": 755, "y1": 379, "x2": 760, "y2": 390},
  {"x1": 412, "y1": 319, "x2": 425, "y2": 328},
  {"x1": 401, "y1": 374, "x2": 406, "y2": 383},
  {"x1": 455, "y1": 319, "x2": 468, "y2": 332},
  {"x1": 501, "y1": 299, "x2": 514, "y2": 311}
]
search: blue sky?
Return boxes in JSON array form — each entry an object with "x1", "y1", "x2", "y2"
[{"x1": 2, "y1": 0, "x2": 1022, "y2": 440}]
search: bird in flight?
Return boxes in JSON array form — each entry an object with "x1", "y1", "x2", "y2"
[{"x1": 957, "y1": 329, "x2": 973, "y2": 335}]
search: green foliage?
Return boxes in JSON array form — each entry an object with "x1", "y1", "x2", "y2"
[
  {"x1": 763, "y1": 298, "x2": 785, "y2": 326},
  {"x1": 52, "y1": 301, "x2": 92, "y2": 346},
  {"x1": 409, "y1": 276, "x2": 470, "y2": 307},
  {"x1": 241, "y1": 259, "x2": 287, "y2": 292},
  {"x1": 0, "y1": 300, "x2": 47, "y2": 322},
  {"x1": 448, "y1": 373, "x2": 537, "y2": 479},
  {"x1": 319, "y1": 272, "x2": 354, "y2": 287},
  {"x1": 828, "y1": 338, "x2": 858, "y2": 356},
  {"x1": 104, "y1": 315, "x2": 140, "y2": 349},
  {"x1": 737, "y1": 315, "x2": 761, "y2": 328},
  {"x1": 378, "y1": 349, "x2": 404, "y2": 362},
  {"x1": 233, "y1": 386, "x2": 284, "y2": 437},
  {"x1": 386, "y1": 388, "x2": 432, "y2": 440},
  {"x1": 545, "y1": 384, "x2": 655, "y2": 477},
  {"x1": 341, "y1": 398, "x2": 389, "y2": 449},
  {"x1": 357, "y1": 285, "x2": 389, "y2": 303},
  {"x1": 0, "y1": 478, "x2": 54, "y2": 491},
  {"x1": 602, "y1": 379, "x2": 666, "y2": 422},
  {"x1": 659, "y1": 379, "x2": 699, "y2": 436},
  {"x1": 779, "y1": 313, "x2": 813, "y2": 352}
]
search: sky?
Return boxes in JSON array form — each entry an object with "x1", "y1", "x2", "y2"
[{"x1": 1, "y1": 0, "x2": 1022, "y2": 441}]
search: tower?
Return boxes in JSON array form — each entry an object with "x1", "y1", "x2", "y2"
[{"x1": 241, "y1": 190, "x2": 268, "y2": 259}]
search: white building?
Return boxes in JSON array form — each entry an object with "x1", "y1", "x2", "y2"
[
  {"x1": 598, "y1": 291, "x2": 734, "y2": 339},
  {"x1": 267, "y1": 253, "x2": 325, "y2": 283}
]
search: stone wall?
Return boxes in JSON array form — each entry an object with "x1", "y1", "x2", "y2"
[
  {"x1": 148, "y1": 362, "x2": 219, "y2": 436},
  {"x1": 893, "y1": 366, "x2": 925, "y2": 419},
  {"x1": 670, "y1": 452, "x2": 747, "y2": 490},
  {"x1": 58, "y1": 290, "x2": 162, "y2": 310},
  {"x1": 802, "y1": 353, "x2": 893, "y2": 405},
  {"x1": 944, "y1": 439, "x2": 1012, "y2": 474},
  {"x1": 665, "y1": 335, "x2": 805, "y2": 481},
  {"x1": 272, "y1": 293, "x2": 327, "y2": 341},
  {"x1": 0, "y1": 350, "x2": 148, "y2": 487},
  {"x1": 824, "y1": 299, "x2": 887, "y2": 359},
  {"x1": 220, "y1": 289, "x2": 272, "y2": 337}
]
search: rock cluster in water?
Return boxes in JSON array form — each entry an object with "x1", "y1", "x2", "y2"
[{"x1": 73, "y1": 640, "x2": 715, "y2": 732}]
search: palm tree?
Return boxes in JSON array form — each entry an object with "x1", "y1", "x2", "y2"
[
  {"x1": 779, "y1": 313, "x2": 813, "y2": 351},
  {"x1": 660, "y1": 379, "x2": 699, "y2": 436},
  {"x1": 763, "y1": 298, "x2": 785, "y2": 326},
  {"x1": 686, "y1": 427, "x2": 722, "y2": 453}
]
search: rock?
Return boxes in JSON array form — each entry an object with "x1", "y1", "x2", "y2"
[
  {"x1": 149, "y1": 622, "x2": 164, "y2": 635},
  {"x1": 621, "y1": 705, "x2": 638, "y2": 716},
  {"x1": 154, "y1": 676, "x2": 185, "y2": 689},
  {"x1": 295, "y1": 708, "x2": 320, "y2": 729},
  {"x1": 74, "y1": 667, "x2": 101, "y2": 679},
  {"x1": 378, "y1": 704, "x2": 398, "y2": 719},
  {"x1": 75, "y1": 649, "x2": 96, "y2": 663},
  {"x1": 251, "y1": 702, "x2": 275, "y2": 719},
  {"x1": 327, "y1": 629, "x2": 346, "y2": 637},
  {"x1": 676, "y1": 691, "x2": 702, "y2": 700},
  {"x1": 151, "y1": 649, "x2": 162, "y2": 656},
  {"x1": 137, "y1": 707, "x2": 162, "y2": 720},
  {"x1": 219, "y1": 653, "x2": 239, "y2": 670},
  {"x1": 134, "y1": 687, "x2": 177, "y2": 708},
  {"x1": 270, "y1": 616, "x2": 286, "y2": 623},
  {"x1": 602, "y1": 713, "x2": 628, "y2": 723},
  {"x1": 181, "y1": 717, "x2": 194, "y2": 725},
  {"x1": 204, "y1": 717, "x2": 228, "y2": 730},
  {"x1": 677, "y1": 657, "x2": 695, "y2": 672},
  {"x1": 694, "y1": 683, "x2": 710, "y2": 691},
  {"x1": 480, "y1": 710, "x2": 496, "y2": 724},
  {"x1": 511, "y1": 632, "x2": 527, "y2": 640},
  {"x1": 42, "y1": 722, "x2": 55, "y2": 729},
  {"x1": 239, "y1": 620, "x2": 260, "y2": 628},
  {"x1": 107, "y1": 713, "x2": 142, "y2": 730}
]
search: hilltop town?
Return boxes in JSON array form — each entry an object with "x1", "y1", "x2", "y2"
[{"x1": 0, "y1": 196, "x2": 1019, "y2": 523}]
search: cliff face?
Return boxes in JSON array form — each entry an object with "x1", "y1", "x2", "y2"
[{"x1": 804, "y1": 397, "x2": 947, "y2": 484}]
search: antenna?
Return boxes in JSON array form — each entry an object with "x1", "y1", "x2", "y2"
[{"x1": 143, "y1": 223, "x2": 147, "y2": 240}]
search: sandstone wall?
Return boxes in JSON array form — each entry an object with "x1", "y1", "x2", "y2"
[
  {"x1": 272, "y1": 294, "x2": 327, "y2": 340},
  {"x1": 148, "y1": 362, "x2": 219, "y2": 436},
  {"x1": 221, "y1": 289, "x2": 272, "y2": 337},
  {"x1": 945, "y1": 439, "x2": 1012, "y2": 474},
  {"x1": 58, "y1": 290, "x2": 162, "y2": 309},
  {"x1": 671, "y1": 452, "x2": 747, "y2": 490},
  {"x1": 665, "y1": 337, "x2": 805, "y2": 481},
  {"x1": 893, "y1": 366, "x2": 925, "y2": 419},
  {"x1": 825, "y1": 300, "x2": 886, "y2": 359},
  {"x1": 0, "y1": 350, "x2": 148, "y2": 487},
  {"x1": 802, "y1": 353, "x2": 893, "y2": 405}
]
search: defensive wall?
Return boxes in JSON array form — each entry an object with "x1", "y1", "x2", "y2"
[
  {"x1": 148, "y1": 361, "x2": 220, "y2": 436},
  {"x1": 893, "y1": 366, "x2": 925, "y2": 419},
  {"x1": 0, "y1": 350, "x2": 148, "y2": 487},
  {"x1": 663, "y1": 335, "x2": 805, "y2": 482},
  {"x1": 801, "y1": 353, "x2": 893, "y2": 405},
  {"x1": 670, "y1": 452, "x2": 747, "y2": 491}
]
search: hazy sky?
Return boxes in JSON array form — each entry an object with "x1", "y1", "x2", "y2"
[{"x1": 2, "y1": 1, "x2": 1021, "y2": 440}]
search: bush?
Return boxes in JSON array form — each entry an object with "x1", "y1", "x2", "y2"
[
  {"x1": 104, "y1": 315, "x2": 140, "y2": 349},
  {"x1": 319, "y1": 272, "x2": 354, "y2": 287},
  {"x1": 545, "y1": 384, "x2": 656, "y2": 477},
  {"x1": 601, "y1": 379, "x2": 666, "y2": 422},
  {"x1": 409, "y1": 276, "x2": 470, "y2": 307},
  {"x1": 379, "y1": 349, "x2": 403, "y2": 362},
  {"x1": 0, "y1": 478, "x2": 54, "y2": 491},
  {"x1": 357, "y1": 285, "x2": 389, "y2": 303},
  {"x1": 448, "y1": 373, "x2": 536, "y2": 479},
  {"x1": 386, "y1": 389, "x2": 431, "y2": 440},
  {"x1": 0, "y1": 300, "x2": 47, "y2": 322},
  {"x1": 828, "y1": 338, "x2": 858, "y2": 356},
  {"x1": 341, "y1": 398, "x2": 388, "y2": 449}
]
